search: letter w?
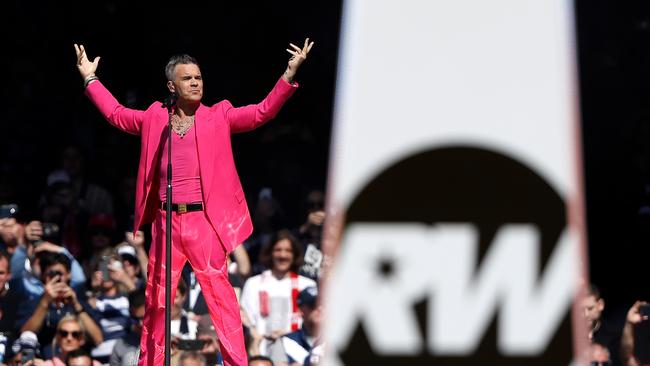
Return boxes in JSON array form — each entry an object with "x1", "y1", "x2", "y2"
[{"x1": 429, "y1": 224, "x2": 577, "y2": 355}]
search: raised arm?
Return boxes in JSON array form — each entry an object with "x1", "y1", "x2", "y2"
[
  {"x1": 74, "y1": 44, "x2": 144, "y2": 135},
  {"x1": 283, "y1": 38, "x2": 315, "y2": 84},
  {"x1": 621, "y1": 300, "x2": 646, "y2": 366},
  {"x1": 227, "y1": 38, "x2": 315, "y2": 133},
  {"x1": 74, "y1": 43, "x2": 101, "y2": 86}
]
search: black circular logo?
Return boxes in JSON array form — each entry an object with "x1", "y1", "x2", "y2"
[{"x1": 339, "y1": 146, "x2": 572, "y2": 365}]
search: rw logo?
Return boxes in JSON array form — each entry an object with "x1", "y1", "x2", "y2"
[
  {"x1": 328, "y1": 224, "x2": 577, "y2": 361},
  {"x1": 324, "y1": 147, "x2": 578, "y2": 365}
]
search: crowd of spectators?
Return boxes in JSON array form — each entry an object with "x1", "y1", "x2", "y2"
[{"x1": 0, "y1": 147, "x2": 326, "y2": 366}]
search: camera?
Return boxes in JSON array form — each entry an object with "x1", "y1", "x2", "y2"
[
  {"x1": 0, "y1": 204, "x2": 18, "y2": 219},
  {"x1": 41, "y1": 222, "x2": 60, "y2": 239},
  {"x1": 46, "y1": 269, "x2": 64, "y2": 281},
  {"x1": 176, "y1": 339, "x2": 205, "y2": 351}
]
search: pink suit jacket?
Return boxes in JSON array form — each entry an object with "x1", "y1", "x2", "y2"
[{"x1": 85, "y1": 77, "x2": 297, "y2": 253}]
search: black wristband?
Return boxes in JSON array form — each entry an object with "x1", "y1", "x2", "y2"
[{"x1": 84, "y1": 76, "x2": 98, "y2": 88}]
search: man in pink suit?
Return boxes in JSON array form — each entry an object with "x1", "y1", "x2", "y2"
[{"x1": 73, "y1": 39, "x2": 314, "y2": 366}]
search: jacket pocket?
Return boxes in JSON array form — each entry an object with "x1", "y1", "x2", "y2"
[{"x1": 235, "y1": 189, "x2": 245, "y2": 204}]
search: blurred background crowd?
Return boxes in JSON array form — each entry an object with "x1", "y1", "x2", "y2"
[{"x1": 0, "y1": 158, "x2": 327, "y2": 365}]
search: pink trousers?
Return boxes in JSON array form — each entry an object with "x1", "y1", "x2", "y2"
[{"x1": 138, "y1": 209, "x2": 247, "y2": 366}]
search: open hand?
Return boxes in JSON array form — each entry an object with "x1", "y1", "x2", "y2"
[
  {"x1": 284, "y1": 38, "x2": 315, "y2": 82},
  {"x1": 74, "y1": 43, "x2": 100, "y2": 80}
]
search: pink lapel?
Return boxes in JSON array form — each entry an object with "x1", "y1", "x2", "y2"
[{"x1": 194, "y1": 104, "x2": 213, "y2": 204}]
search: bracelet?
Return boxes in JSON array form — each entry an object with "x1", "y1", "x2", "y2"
[
  {"x1": 283, "y1": 71, "x2": 294, "y2": 84},
  {"x1": 84, "y1": 75, "x2": 98, "y2": 88}
]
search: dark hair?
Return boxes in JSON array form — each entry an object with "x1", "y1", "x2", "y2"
[
  {"x1": 248, "y1": 355, "x2": 274, "y2": 365},
  {"x1": 177, "y1": 277, "x2": 188, "y2": 296},
  {"x1": 65, "y1": 347, "x2": 92, "y2": 364},
  {"x1": 165, "y1": 54, "x2": 199, "y2": 81},
  {"x1": 128, "y1": 288, "x2": 146, "y2": 310},
  {"x1": 0, "y1": 249, "x2": 10, "y2": 272},
  {"x1": 38, "y1": 250, "x2": 71, "y2": 274},
  {"x1": 259, "y1": 229, "x2": 303, "y2": 273},
  {"x1": 587, "y1": 284, "x2": 601, "y2": 299}
]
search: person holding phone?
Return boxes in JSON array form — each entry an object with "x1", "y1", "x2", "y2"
[
  {"x1": 8, "y1": 331, "x2": 43, "y2": 366},
  {"x1": 109, "y1": 288, "x2": 146, "y2": 366},
  {"x1": 620, "y1": 300, "x2": 650, "y2": 366},
  {"x1": 87, "y1": 253, "x2": 130, "y2": 363},
  {"x1": 20, "y1": 252, "x2": 102, "y2": 357}
]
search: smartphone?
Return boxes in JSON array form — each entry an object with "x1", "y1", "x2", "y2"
[
  {"x1": 100, "y1": 257, "x2": 110, "y2": 281},
  {"x1": 176, "y1": 339, "x2": 205, "y2": 351},
  {"x1": 41, "y1": 222, "x2": 60, "y2": 239},
  {"x1": 0, "y1": 204, "x2": 18, "y2": 219},
  {"x1": 640, "y1": 304, "x2": 650, "y2": 318},
  {"x1": 21, "y1": 348, "x2": 35, "y2": 364}
]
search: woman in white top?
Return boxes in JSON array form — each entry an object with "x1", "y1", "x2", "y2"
[{"x1": 240, "y1": 230, "x2": 317, "y2": 358}]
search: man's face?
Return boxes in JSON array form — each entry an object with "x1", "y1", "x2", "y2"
[
  {"x1": 301, "y1": 304, "x2": 322, "y2": 332},
  {"x1": 0, "y1": 257, "x2": 10, "y2": 293},
  {"x1": 174, "y1": 288, "x2": 187, "y2": 308},
  {"x1": 0, "y1": 218, "x2": 21, "y2": 246},
  {"x1": 131, "y1": 304, "x2": 145, "y2": 334},
  {"x1": 123, "y1": 258, "x2": 139, "y2": 278},
  {"x1": 271, "y1": 239, "x2": 294, "y2": 272},
  {"x1": 198, "y1": 333, "x2": 220, "y2": 360},
  {"x1": 582, "y1": 295, "x2": 604, "y2": 323},
  {"x1": 169, "y1": 63, "x2": 203, "y2": 104},
  {"x1": 42, "y1": 263, "x2": 71, "y2": 285},
  {"x1": 68, "y1": 355, "x2": 93, "y2": 366}
]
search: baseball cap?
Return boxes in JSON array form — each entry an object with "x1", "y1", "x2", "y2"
[
  {"x1": 11, "y1": 331, "x2": 40, "y2": 356},
  {"x1": 297, "y1": 286, "x2": 318, "y2": 307},
  {"x1": 117, "y1": 245, "x2": 139, "y2": 264}
]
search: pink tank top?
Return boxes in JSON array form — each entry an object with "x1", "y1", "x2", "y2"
[{"x1": 158, "y1": 123, "x2": 204, "y2": 203}]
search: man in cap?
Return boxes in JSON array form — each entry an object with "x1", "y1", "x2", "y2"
[
  {"x1": 279, "y1": 287, "x2": 321, "y2": 365},
  {"x1": 9, "y1": 331, "x2": 42, "y2": 365}
]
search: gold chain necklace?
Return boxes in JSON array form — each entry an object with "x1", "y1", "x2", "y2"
[{"x1": 171, "y1": 114, "x2": 195, "y2": 138}]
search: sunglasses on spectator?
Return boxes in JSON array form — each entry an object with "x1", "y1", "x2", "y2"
[
  {"x1": 590, "y1": 362, "x2": 612, "y2": 366},
  {"x1": 58, "y1": 329, "x2": 83, "y2": 339}
]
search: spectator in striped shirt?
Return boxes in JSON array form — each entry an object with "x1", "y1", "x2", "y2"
[
  {"x1": 88, "y1": 254, "x2": 130, "y2": 363},
  {"x1": 109, "y1": 288, "x2": 145, "y2": 366}
]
